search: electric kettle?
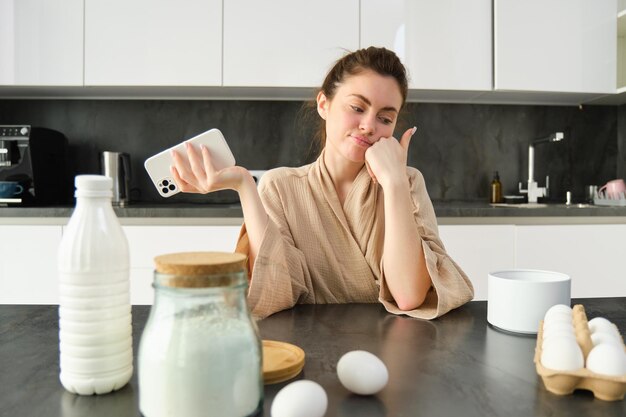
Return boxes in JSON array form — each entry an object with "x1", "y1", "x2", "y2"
[{"x1": 100, "y1": 151, "x2": 131, "y2": 207}]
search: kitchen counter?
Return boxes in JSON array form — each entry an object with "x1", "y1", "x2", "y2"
[
  {"x1": 1, "y1": 299, "x2": 624, "y2": 417},
  {"x1": 1, "y1": 201, "x2": 626, "y2": 226}
]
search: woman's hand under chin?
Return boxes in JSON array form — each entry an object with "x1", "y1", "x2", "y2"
[
  {"x1": 365, "y1": 126, "x2": 416, "y2": 189},
  {"x1": 170, "y1": 141, "x2": 251, "y2": 194}
]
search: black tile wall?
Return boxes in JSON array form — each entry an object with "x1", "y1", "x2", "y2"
[
  {"x1": 403, "y1": 103, "x2": 617, "y2": 203},
  {"x1": 0, "y1": 99, "x2": 619, "y2": 204},
  {"x1": 618, "y1": 104, "x2": 626, "y2": 181}
]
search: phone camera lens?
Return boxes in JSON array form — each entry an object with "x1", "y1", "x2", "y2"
[
  {"x1": 162, "y1": 187, "x2": 169, "y2": 194},
  {"x1": 162, "y1": 180, "x2": 169, "y2": 186},
  {"x1": 168, "y1": 184, "x2": 176, "y2": 191}
]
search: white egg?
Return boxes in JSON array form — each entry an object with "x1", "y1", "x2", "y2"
[
  {"x1": 544, "y1": 312, "x2": 573, "y2": 327},
  {"x1": 590, "y1": 331, "x2": 623, "y2": 347},
  {"x1": 542, "y1": 328, "x2": 577, "y2": 347},
  {"x1": 540, "y1": 338, "x2": 584, "y2": 371},
  {"x1": 337, "y1": 350, "x2": 388, "y2": 395},
  {"x1": 544, "y1": 304, "x2": 572, "y2": 323},
  {"x1": 271, "y1": 380, "x2": 327, "y2": 417},
  {"x1": 586, "y1": 343, "x2": 626, "y2": 377},
  {"x1": 588, "y1": 317, "x2": 621, "y2": 339},
  {"x1": 542, "y1": 319, "x2": 574, "y2": 337},
  {"x1": 544, "y1": 313, "x2": 573, "y2": 326}
]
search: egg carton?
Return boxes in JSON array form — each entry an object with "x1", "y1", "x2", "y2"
[
  {"x1": 593, "y1": 190, "x2": 626, "y2": 207},
  {"x1": 534, "y1": 304, "x2": 626, "y2": 401}
]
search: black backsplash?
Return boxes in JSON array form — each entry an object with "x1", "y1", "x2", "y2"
[
  {"x1": 618, "y1": 105, "x2": 626, "y2": 181},
  {"x1": 0, "y1": 99, "x2": 622, "y2": 204}
]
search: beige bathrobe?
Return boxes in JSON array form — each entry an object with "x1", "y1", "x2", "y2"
[{"x1": 236, "y1": 151, "x2": 474, "y2": 319}]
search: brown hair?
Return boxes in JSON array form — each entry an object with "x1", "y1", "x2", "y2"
[{"x1": 307, "y1": 47, "x2": 409, "y2": 153}]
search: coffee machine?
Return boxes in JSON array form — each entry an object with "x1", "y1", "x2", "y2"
[{"x1": 0, "y1": 125, "x2": 71, "y2": 205}]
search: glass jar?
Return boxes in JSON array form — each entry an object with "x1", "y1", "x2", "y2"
[{"x1": 138, "y1": 252, "x2": 262, "y2": 417}]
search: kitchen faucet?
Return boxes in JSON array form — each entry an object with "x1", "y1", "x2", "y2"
[{"x1": 518, "y1": 132, "x2": 564, "y2": 203}]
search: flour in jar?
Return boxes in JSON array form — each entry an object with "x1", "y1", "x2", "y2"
[{"x1": 138, "y1": 314, "x2": 262, "y2": 417}]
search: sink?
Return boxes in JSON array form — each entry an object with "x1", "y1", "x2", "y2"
[
  {"x1": 491, "y1": 203, "x2": 549, "y2": 208},
  {"x1": 491, "y1": 203, "x2": 597, "y2": 209}
]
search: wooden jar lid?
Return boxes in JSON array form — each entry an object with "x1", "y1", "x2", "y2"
[
  {"x1": 154, "y1": 252, "x2": 247, "y2": 288},
  {"x1": 262, "y1": 340, "x2": 306, "y2": 385}
]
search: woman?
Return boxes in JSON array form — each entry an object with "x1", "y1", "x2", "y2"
[{"x1": 171, "y1": 47, "x2": 473, "y2": 319}]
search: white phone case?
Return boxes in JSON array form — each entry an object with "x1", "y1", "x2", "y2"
[{"x1": 144, "y1": 128, "x2": 236, "y2": 198}]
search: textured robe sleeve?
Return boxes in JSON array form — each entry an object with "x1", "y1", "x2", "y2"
[
  {"x1": 378, "y1": 168, "x2": 474, "y2": 319},
  {"x1": 235, "y1": 176, "x2": 313, "y2": 319}
]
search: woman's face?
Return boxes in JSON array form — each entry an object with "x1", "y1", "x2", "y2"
[{"x1": 317, "y1": 70, "x2": 403, "y2": 164}]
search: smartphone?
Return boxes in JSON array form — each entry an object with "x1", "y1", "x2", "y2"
[{"x1": 144, "y1": 128, "x2": 236, "y2": 198}]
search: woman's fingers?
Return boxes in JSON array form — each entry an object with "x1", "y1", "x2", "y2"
[
  {"x1": 399, "y1": 126, "x2": 417, "y2": 150},
  {"x1": 366, "y1": 128, "x2": 416, "y2": 187},
  {"x1": 201, "y1": 145, "x2": 216, "y2": 177},
  {"x1": 170, "y1": 143, "x2": 228, "y2": 194},
  {"x1": 170, "y1": 165, "x2": 200, "y2": 193},
  {"x1": 170, "y1": 149, "x2": 195, "y2": 185},
  {"x1": 170, "y1": 146, "x2": 245, "y2": 194},
  {"x1": 170, "y1": 147, "x2": 206, "y2": 193},
  {"x1": 186, "y1": 142, "x2": 209, "y2": 191}
]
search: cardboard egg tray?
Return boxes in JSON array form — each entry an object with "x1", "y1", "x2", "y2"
[{"x1": 534, "y1": 304, "x2": 626, "y2": 401}]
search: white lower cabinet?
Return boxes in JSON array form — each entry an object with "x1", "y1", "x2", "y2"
[
  {"x1": 515, "y1": 225, "x2": 626, "y2": 299},
  {"x1": 440, "y1": 223, "x2": 626, "y2": 301},
  {"x1": 439, "y1": 225, "x2": 516, "y2": 301},
  {"x1": 0, "y1": 225, "x2": 62, "y2": 304},
  {"x1": 2, "y1": 222, "x2": 624, "y2": 304},
  {"x1": 0, "y1": 224, "x2": 241, "y2": 305},
  {"x1": 123, "y1": 225, "x2": 242, "y2": 304}
]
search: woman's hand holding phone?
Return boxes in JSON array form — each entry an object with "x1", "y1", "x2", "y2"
[
  {"x1": 170, "y1": 142, "x2": 251, "y2": 194},
  {"x1": 168, "y1": 135, "x2": 268, "y2": 268}
]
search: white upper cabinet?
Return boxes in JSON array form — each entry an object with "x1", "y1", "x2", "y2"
[
  {"x1": 84, "y1": 0, "x2": 222, "y2": 86},
  {"x1": 0, "y1": 0, "x2": 83, "y2": 86},
  {"x1": 223, "y1": 0, "x2": 359, "y2": 87},
  {"x1": 0, "y1": 0, "x2": 621, "y2": 104},
  {"x1": 494, "y1": 0, "x2": 616, "y2": 94},
  {"x1": 360, "y1": 0, "x2": 492, "y2": 92}
]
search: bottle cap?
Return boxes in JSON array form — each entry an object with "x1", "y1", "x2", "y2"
[
  {"x1": 75, "y1": 175, "x2": 112, "y2": 190},
  {"x1": 75, "y1": 175, "x2": 113, "y2": 198}
]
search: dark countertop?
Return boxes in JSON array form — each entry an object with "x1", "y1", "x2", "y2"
[
  {"x1": 1, "y1": 299, "x2": 625, "y2": 417},
  {"x1": 1, "y1": 200, "x2": 626, "y2": 219},
  {"x1": 0, "y1": 203, "x2": 243, "y2": 219}
]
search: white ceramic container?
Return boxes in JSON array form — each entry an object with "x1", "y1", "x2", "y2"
[{"x1": 487, "y1": 269, "x2": 571, "y2": 334}]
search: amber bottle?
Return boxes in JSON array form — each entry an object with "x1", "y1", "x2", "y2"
[{"x1": 490, "y1": 171, "x2": 503, "y2": 203}]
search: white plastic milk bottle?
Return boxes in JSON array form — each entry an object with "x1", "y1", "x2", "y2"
[{"x1": 58, "y1": 175, "x2": 133, "y2": 395}]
